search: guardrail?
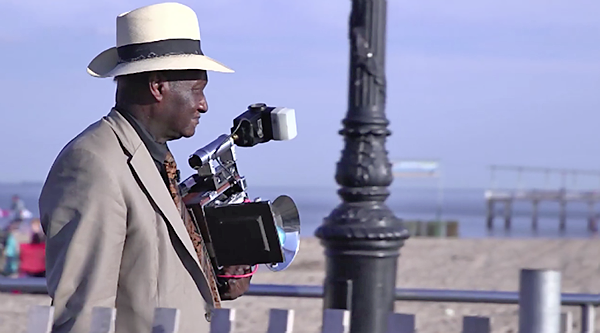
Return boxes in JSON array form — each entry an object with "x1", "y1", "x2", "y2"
[{"x1": 2, "y1": 276, "x2": 598, "y2": 332}]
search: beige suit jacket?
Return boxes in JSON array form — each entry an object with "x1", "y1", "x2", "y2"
[{"x1": 39, "y1": 109, "x2": 214, "y2": 333}]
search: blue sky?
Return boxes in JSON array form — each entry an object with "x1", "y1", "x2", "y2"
[{"x1": 1, "y1": 1, "x2": 599, "y2": 189}]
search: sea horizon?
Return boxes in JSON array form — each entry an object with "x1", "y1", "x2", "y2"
[{"x1": 1, "y1": 181, "x2": 597, "y2": 239}]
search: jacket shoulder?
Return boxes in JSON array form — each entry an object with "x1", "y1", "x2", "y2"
[
  {"x1": 39, "y1": 118, "x2": 128, "y2": 237},
  {"x1": 58, "y1": 119, "x2": 124, "y2": 163},
  {"x1": 40, "y1": 118, "x2": 127, "y2": 201}
]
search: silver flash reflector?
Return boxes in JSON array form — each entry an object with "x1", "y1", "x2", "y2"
[{"x1": 267, "y1": 195, "x2": 301, "y2": 271}]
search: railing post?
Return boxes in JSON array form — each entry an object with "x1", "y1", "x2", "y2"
[
  {"x1": 518, "y1": 269, "x2": 561, "y2": 333},
  {"x1": 560, "y1": 312, "x2": 573, "y2": 333},
  {"x1": 314, "y1": 0, "x2": 409, "y2": 332},
  {"x1": 321, "y1": 309, "x2": 350, "y2": 333},
  {"x1": 267, "y1": 309, "x2": 295, "y2": 333},
  {"x1": 462, "y1": 316, "x2": 491, "y2": 333},
  {"x1": 151, "y1": 308, "x2": 180, "y2": 333},
  {"x1": 387, "y1": 313, "x2": 415, "y2": 333},
  {"x1": 89, "y1": 307, "x2": 116, "y2": 333},
  {"x1": 26, "y1": 305, "x2": 54, "y2": 333},
  {"x1": 209, "y1": 308, "x2": 236, "y2": 333},
  {"x1": 580, "y1": 304, "x2": 595, "y2": 333}
]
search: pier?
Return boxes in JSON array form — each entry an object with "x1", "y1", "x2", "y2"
[{"x1": 485, "y1": 165, "x2": 600, "y2": 232}]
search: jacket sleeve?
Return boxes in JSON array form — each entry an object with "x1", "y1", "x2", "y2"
[{"x1": 39, "y1": 146, "x2": 127, "y2": 333}]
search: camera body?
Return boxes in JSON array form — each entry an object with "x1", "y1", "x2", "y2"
[{"x1": 180, "y1": 103, "x2": 300, "y2": 272}]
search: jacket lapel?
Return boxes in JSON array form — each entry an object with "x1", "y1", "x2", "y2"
[{"x1": 103, "y1": 109, "x2": 203, "y2": 270}]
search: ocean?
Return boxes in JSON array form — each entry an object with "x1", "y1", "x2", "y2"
[{"x1": 1, "y1": 182, "x2": 597, "y2": 239}]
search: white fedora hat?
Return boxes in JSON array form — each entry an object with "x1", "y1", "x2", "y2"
[{"x1": 87, "y1": 2, "x2": 233, "y2": 78}]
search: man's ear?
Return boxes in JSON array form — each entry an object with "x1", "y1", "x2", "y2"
[{"x1": 148, "y1": 72, "x2": 167, "y2": 102}]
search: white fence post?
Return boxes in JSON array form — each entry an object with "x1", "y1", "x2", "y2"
[
  {"x1": 89, "y1": 307, "x2": 116, "y2": 333},
  {"x1": 560, "y1": 311, "x2": 573, "y2": 333},
  {"x1": 210, "y1": 308, "x2": 236, "y2": 333},
  {"x1": 151, "y1": 307, "x2": 180, "y2": 333},
  {"x1": 387, "y1": 313, "x2": 415, "y2": 333},
  {"x1": 267, "y1": 309, "x2": 294, "y2": 333},
  {"x1": 26, "y1": 305, "x2": 54, "y2": 333},
  {"x1": 462, "y1": 316, "x2": 491, "y2": 333},
  {"x1": 581, "y1": 304, "x2": 595, "y2": 333},
  {"x1": 321, "y1": 309, "x2": 350, "y2": 333},
  {"x1": 518, "y1": 269, "x2": 561, "y2": 333}
]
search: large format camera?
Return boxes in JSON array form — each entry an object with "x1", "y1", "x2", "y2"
[{"x1": 179, "y1": 103, "x2": 300, "y2": 273}]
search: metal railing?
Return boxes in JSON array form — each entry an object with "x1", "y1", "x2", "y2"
[{"x1": 1, "y1": 277, "x2": 598, "y2": 332}]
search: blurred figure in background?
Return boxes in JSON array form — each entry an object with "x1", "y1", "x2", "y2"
[
  {"x1": 2, "y1": 220, "x2": 21, "y2": 277},
  {"x1": 11, "y1": 195, "x2": 25, "y2": 215},
  {"x1": 10, "y1": 194, "x2": 33, "y2": 222},
  {"x1": 19, "y1": 232, "x2": 46, "y2": 278},
  {"x1": 29, "y1": 218, "x2": 45, "y2": 244},
  {"x1": 0, "y1": 217, "x2": 43, "y2": 277}
]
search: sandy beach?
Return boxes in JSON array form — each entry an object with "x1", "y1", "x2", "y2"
[{"x1": 1, "y1": 237, "x2": 599, "y2": 332}]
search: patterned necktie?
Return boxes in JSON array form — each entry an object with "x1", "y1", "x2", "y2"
[{"x1": 164, "y1": 151, "x2": 222, "y2": 308}]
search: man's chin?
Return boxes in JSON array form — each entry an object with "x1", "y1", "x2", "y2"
[
  {"x1": 182, "y1": 128, "x2": 196, "y2": 138},
  {"x1": 168, "y1": 130, "x2": 195, "y2": 141}
]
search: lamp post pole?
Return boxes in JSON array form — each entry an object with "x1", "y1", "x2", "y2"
[{"x1": 314, "y1": 0, "x2": 409, "y2": 332}]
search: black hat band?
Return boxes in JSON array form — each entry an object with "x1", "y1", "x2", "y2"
[{"x1": 116, "y1": 38, "x2": 204, "y2": 64}]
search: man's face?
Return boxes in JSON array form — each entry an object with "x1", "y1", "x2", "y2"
[{"x1": 159, "y1": 70, "x2": 209, "y2": 141}]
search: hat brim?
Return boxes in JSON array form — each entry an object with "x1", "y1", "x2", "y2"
[{"x1": 87, "y1": 47, "x2": 234, "y2": 78}]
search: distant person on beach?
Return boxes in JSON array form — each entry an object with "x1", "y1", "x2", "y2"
[
  {"x1": 10, "y1": 195, "x2": 25, "y2": 219},
  {"x1": 11, "y1": 195, "x2": 24, "y2": 212},
  {"x1": 29, "y1": 218, "x2": 45, "y2": 244},
  {"x1": 2, "y1": 220, "x2": 20, "y2": 277},
  {"x1": 39, "y1": 3, "x2": 252, "y2": 333},
  {"x1": 9, "y1": 194, "x2": 33, "y2": 221},
  {"x1": 18, "y1": 232, "x2": 46, "y2": 278}
]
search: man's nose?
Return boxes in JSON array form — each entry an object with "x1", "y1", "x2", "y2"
[{"x1": 199, "y1": 98, "x2": 208, "y2": 113}]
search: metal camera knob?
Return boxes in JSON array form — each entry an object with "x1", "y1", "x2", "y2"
[{"x1": 249, "y1": 103, "x2": 267, "y2": 112}]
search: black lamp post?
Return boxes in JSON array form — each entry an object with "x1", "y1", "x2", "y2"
[{"x1": 314, "y1": 0, "x2": 409, "y2": 332}]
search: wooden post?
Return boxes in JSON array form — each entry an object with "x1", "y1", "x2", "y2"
[
  {"x1": 486, "y1": 199, "x2": 494, "y2": 230},
  {"x1": 504, "y1": 200, "x2": 512, "y2": 230},
  {"x1": 532, "y1": 200, "x2": 539, "y2": 232},
  {"x1": 446, "y1": 221, "x2": 459, "y2": 237},
  {"x1": 559, "y1": 199, "x2": 567, "y2": 232},
  {"x1": 587, "y1": 201, "x2": 596, "y2": 232}
]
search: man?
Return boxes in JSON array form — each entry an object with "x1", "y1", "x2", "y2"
[
  {"x1": 11, "y1": 195, "x2": 25, "y2": 214},
  {"x1": 39, "y1": 3, "x2": 252, "y2": 333}
]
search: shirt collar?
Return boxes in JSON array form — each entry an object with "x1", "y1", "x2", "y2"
[{"x1": 114, "y1": 108, "x2": 170, "y2": 164}]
